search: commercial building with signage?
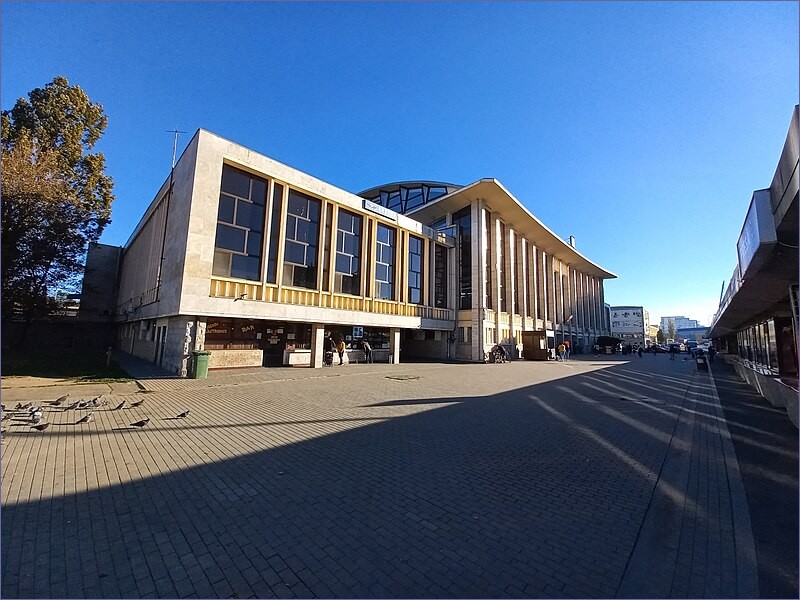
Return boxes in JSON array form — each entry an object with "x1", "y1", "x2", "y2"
[
  {"x1": 710, "y1": 105, "x2": 798, "y2": 426},
  {"x1": 81, "y1": 129, "x2": 615, "y2": 375}
]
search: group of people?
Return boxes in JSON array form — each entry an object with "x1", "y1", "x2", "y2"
[
  {"x1": 556, "y1": 340, "x2": 571, "y2": 361},
  {"x1": 324, "y1": 333, "x2": 372, "y2": 365}
]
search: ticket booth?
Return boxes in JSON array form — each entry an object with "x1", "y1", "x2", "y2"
[{"x1": 522, "y1": 330, "x2": 549, "y2": 360}]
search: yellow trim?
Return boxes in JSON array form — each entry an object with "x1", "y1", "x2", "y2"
[{"x1": 209, "y1": 277, "x2": 454, "y2": 321}]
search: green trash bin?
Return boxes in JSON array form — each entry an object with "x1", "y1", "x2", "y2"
[{"x1": 192, "y1": 351, "x2": 211, "y2": 379}]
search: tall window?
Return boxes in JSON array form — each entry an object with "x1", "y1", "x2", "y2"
[
  {"x1": 375, "y1": 224, "x2": 395, "y2": 299},
  {"x1": 213, "y1": 165, "x2": 267, "y2": 281},
  {"x1": 453, "y1": 207, "x2": 472, "y2": 310},
  {"x1": 283, "y1": 190, "x2": 320, "y2": 289},
  {"x1": 408, "y1": 235, "x2": 423, "y2": 304},
  {"x1": 434, "y1": 244, "x2": 448, "y2": 308},
  {"x1": 265, "y1": 183, "x2": 283, "y2": 284},
  {"x1": 335, "y1": 209, "x2": 362, "y2": 295}
]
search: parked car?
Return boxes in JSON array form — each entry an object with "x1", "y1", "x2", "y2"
[{"x1": 647, "y1": 345, "x2": 668, "y2": 353}]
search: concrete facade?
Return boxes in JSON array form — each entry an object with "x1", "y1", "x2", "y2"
[{"x1": 86, "y1": 129, "x2": 614, "y2": 375}]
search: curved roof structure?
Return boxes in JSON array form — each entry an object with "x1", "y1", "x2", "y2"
[{"x1": 358, "y1": 181, "x2": 462, "y2": 214}]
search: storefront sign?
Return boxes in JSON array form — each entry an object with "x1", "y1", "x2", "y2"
[
  {"x1": 352, "y1": 326, "x2": 363, "y2": 339},
  {"x1": 363, "y1": 199, "x2": 398, "y2": 222},
  {"x1": 737, "y1": 190, "x2": 777, "y2": 276}
]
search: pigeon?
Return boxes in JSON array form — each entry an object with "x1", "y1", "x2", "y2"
[
  {"x1": 31, "y1": 422, "x2": 50, "y2": 432},
  {"x1": 14, "y1": 403, "x2": 22, "y2": 410},
  {"x1": 50, "y1": 394, "x2": 69, "y2": 406},
  {"x1": 75, "y1": 412, "x2": 94, "y2": 425},
  {"x1": 129, "y1": 418, "x2": 150, "y2": 428},
  {"x1": 175, "y1": 410, "x2": 190, "y2": 418},
  {"x1": 28, "y1": 405, "x2": 42, "y2": 414},
  {"x1": 64, "y1": 401, "x2": 80, "y2": 411},
  {"x1": 77, "y1": 401, "x2": 89, "y2": 409},
  {"x1": 113, "y1": 401, "x2": 126, "y2": 411},
  {"x1": 130, "y1": 399, "x2": 144, "y2": 408},
  {"x1": 30, "y1": 410, "x2": 43, "y2": 425}
]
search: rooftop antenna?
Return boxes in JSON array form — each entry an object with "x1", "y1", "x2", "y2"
[
  {"x1": 168, "y1": 127, "x2": 186, "y2": 169},
  {"x1": 155, "y1": 127, "x2": 185, "y2": 304}
]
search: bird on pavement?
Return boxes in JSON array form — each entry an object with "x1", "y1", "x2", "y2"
[
  {"x1": 129, "y1": 418, "x2": 150, "y2": 428},
  {"x1": 64, "y1": 401, "x2": 80, "y2": 411},
  {"x1": 50, "y1": 394, "x2": 69, "y2": 406},
  {"x1": 75, "y1": 412, "x2": 94, "y2": 425},
  {"x1": 77, "y1": 401, "x2": 89, "y2": 409},
  {"x1": 30, "y1": 410, "x2": 43, "y2": 424},
  {"x1": 113, "y1": 401, "x2": 126, "y2": 411},
  {"x1": 175, "y1": 410, "x2": 190, "y2": 418},
  {"x1": 31, "y1": 422, "x2": 50, "y2": 432},
  {"x1": 130, "y1": 399, "x2": 145, "y2": 408}
]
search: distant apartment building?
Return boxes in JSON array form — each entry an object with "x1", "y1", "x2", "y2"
[
  {"x1": 610, "y1": 306, "x2": 648, "y2": 347},
  {"x1": 647, "y1": 324, "x2": 660, "y2": 344},
  {"x1": 660, "y1": 315, "x2": 699, "y2": 332}
]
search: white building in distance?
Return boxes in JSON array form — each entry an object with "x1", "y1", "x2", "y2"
[{"x1": 610, "y1": 306, "x2": 649, "y2": 347}]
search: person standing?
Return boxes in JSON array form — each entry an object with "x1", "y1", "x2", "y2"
[
  {"x1": 637, "y1": 346, "x2": 643, "y2": 358},
  {"x1": 557, "y1": 342, "x2": 566, "y2": 361},
  {"x1": 336, "y1": 339, "x2": 346, "y2": 365},
  {"x1": 669, "y1": 344, "x2": 677, "y2": 361},
  {"x1": 564, "y1": 340, "x2": 571, "y2": 361},
  {"x1": 708, "y1": 345, "x2": 716, "y2": 363},
  {"x1": 362, "y1": 339, "x2": 372, "y2": 363}
]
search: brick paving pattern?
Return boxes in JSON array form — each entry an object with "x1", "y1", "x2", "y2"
[{"x1": 1, "y1": 354, "x2": 761, "y2": 598}]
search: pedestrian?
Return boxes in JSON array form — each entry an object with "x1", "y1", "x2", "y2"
[
  {"x1": 564, "y1": 340, "x2": 571, "y2": 361},
  {"x1": 336, "y1": 339, "x2": 346, "y2": 365},
  {"x1": 669, "y1": 344, "x2": 677, "y2": 361},
  {"x1": 708, "y1": 345, "x2": 716, "y2": 363},
  {"x1": 637, "y1": 346, "x2": 643, "y2": 358},
  {"x1": 557, "y1": 342, "x2": 566, "y2": 361},
  {"x1": 362, "y1": 339, "x2": 372, "y2": 363}
]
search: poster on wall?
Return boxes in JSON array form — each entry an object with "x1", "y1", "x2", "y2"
[{"x1": 352, "y1": 326, "x2": 364, "y2": 339}]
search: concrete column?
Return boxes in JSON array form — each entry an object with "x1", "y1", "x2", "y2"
[
  {"x1": 311, "y1": 323, "x2": 326, "y2": 368},
  {"x1": 390, "y1": 328, "x2": 401, "y2": 364},
  {"x1": 473, "y1": 201, "x2": 485, "y2": 361}
]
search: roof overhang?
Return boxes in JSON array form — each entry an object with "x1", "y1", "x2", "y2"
[
  {"x1": 407, "y1": 179, "x2": 616, "y2": 279},
  {"x1": 709, "y1": 245, "x2": 797, "y2": 337}
]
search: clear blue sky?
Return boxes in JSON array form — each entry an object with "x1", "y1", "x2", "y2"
[{"x1": 3, "y1": 1, "x2": 797, "y2": 327}]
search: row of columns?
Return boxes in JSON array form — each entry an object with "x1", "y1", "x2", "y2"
[{"x1": 474, "y1": 201, "x2": 608, "y2": 353}]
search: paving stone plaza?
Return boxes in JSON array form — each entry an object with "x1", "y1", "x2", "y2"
[{"x1": 2, "y1": 355, "x2": 797, "y2": 598}]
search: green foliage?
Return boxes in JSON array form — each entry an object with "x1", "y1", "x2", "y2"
[
  {"x1": 656, "y1": 328, "x2": 665, "y2": 343},
  {"x1": 1, "y1": 76, "x2": 114, "y2": 329},
  {"x1": 667, "y1": 320, "x2": 677, "y2": 341}
]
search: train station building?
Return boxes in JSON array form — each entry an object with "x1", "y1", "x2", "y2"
[{"x1": 80, "y1": 129, "x2": 614, "y2": 375}]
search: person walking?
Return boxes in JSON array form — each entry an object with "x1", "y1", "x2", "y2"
[
  {"x1": 669, "y1": 344, "x2": 677, "y2": 361},
  {"x1": 557, "y1": 342, "x2": 566, "y2": 362},
  {"x1": 564, "y1": 340, "x2": 571, "y2": 361},
  {"x1": 708, "y1": 345, "x2": 716, "y2": 363},
  {"x1": 637, "y1": 346, "x2": 643, "y2": 358}
]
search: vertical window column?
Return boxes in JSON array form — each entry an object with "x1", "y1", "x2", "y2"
[
  {"x1": 407, "y1": 235, "x2": 424, "y2": 305},
  {"x1": 375, "y1": 223, "x2": 396, "y2": 300}
]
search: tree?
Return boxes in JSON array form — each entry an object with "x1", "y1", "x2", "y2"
[
  {"x1": 667, "y1": 320, "x2": 677, "y2": 341},
  {"x1": 2, "y1": 76, "x2": 114, "y2": 342},
  {"x1": 656, "y1": 328, "x2": 665, "y2": 343}
]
